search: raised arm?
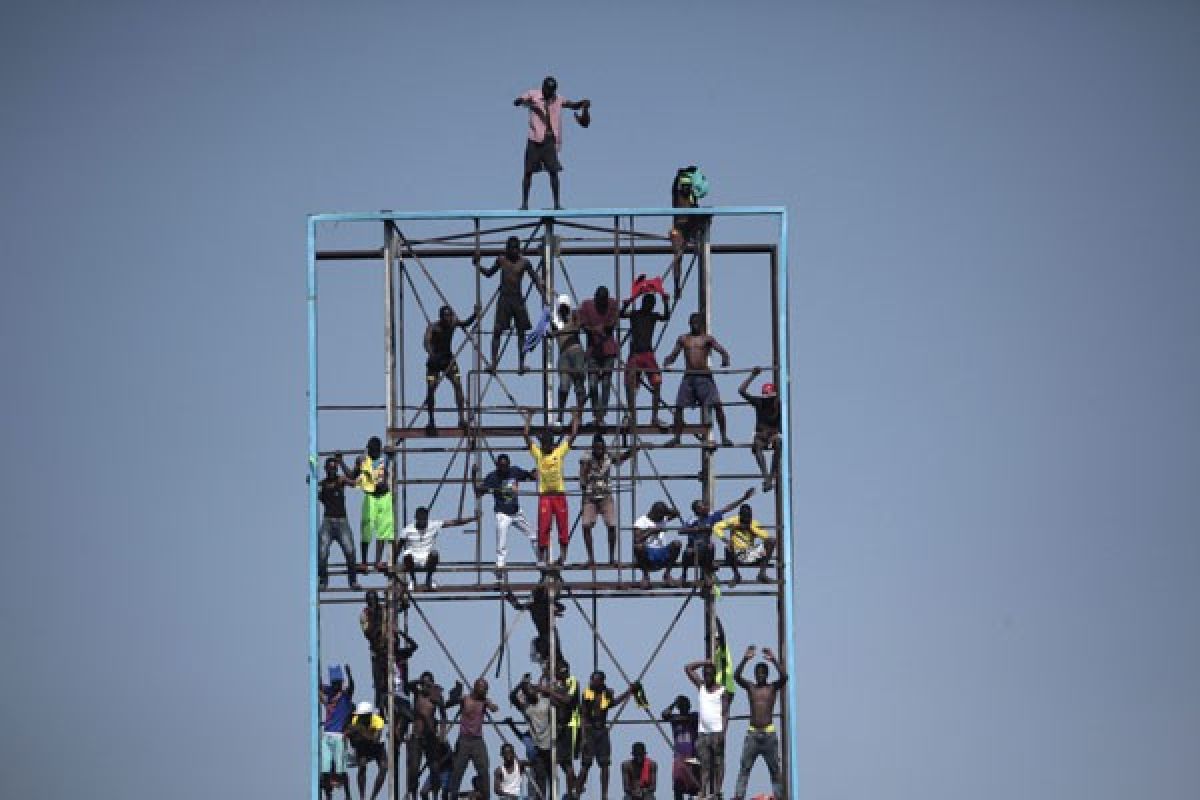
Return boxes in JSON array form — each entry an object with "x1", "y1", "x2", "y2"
[
  {"x1": 563, "y1": 409, "x2": 582, "y2": 447},
  {"x1": 458, "y1": 305, "x2": 479, "y2": 329},
  {"x1": 344, "y1": 664, "x2": 355, "y2": 696},
  {"x1": 717, "y1": 487, "x2": 756, "y2": 517},
  {"x1": 520, "y1": 410, "x2": 535, "y2": 450},
  {"x1": 734, "y1": 646, "x2": 755, "y2": 690},
  {"x1": 764, "y1": 646, "x2": 788, "y2": 687},
  {"x1": 444, "y1": 515, "x2": 476, "y2": 529},
  {"x1": 683, "y1": 660, "x2": 708, "y2": 688},
  {"x1": 708, "y1": 335, "x2": 731, "y2": 367},
  {"x1": 619, "y1": 295, "x2": 635, "y2": 319},
  {"x1": 614, "y1": 443, "x2": 641, "y2": 466},
  {"x1": 563, "y1": 98, "x2": 590, "y2": 111},
  {"x1": 663, "y1": 335, "x2": 684, "y2": 368},
  {"x1": 738, "y1": 367, "x2": 762, "y2": 401},
  {"x1": 475, "y1": 256, "x2": 501, "y2": 278}
]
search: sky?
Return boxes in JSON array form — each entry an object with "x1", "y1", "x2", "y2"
[{"x1": 2, "y1": 1, "x2": 1199, "y2": 799}]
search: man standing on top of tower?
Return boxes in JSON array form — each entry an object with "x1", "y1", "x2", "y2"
[
  {"x1": 738, "y1": 368, "x2": 782, "y2": 493},
  {"x1": 514, "y1": 76, "x2": 591, "y2": 210},
  {"x1": 476, "y1": 236, "x2": 546, "y2": 376},
  {"x1": 663, "y1": 313, "x2": 734, "y2": 449},
  {"x1": 423, "y1": 304, "x2": 479, "y2": 436},
  {"x1": 352, "y1": 437, "x2": 394, "y2": 572}
]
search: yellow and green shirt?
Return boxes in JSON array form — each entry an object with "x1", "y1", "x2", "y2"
[{"x1": 712, "y1": 516, "x2": 769, "y2": 552}]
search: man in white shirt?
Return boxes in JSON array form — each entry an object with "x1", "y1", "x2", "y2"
[
  {"x1": 684, "y1": 659, "x2": 732, "y2": 800},
  {"x1": 633, "y1": 501, "x2": 683, "y2": 589},
  {"x1": 401, "y1": 507, "x2": 474, "y2": 591}
]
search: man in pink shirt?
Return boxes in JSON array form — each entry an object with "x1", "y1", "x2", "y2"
[{"x1": 514, "y1": 76, "x2": 591, "y2": 210}]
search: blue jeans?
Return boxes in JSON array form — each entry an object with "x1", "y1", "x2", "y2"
[
  {"x1": 319, "y1": 517, "x2": 357, "y2": 585},
  {"x1": 733, "y1": 730, "x2": 782, "y2": 800}
]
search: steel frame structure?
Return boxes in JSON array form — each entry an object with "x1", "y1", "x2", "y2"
[{"x1": 307, "y1": 207, "x2": 795, "y2": 800}]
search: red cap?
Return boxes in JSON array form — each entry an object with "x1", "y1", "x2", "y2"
[{"x1": 762, "y1": 383, "x2": 776, "y2": 397}]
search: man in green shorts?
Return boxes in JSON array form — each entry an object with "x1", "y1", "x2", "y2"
[{"x1": 353, "y1": 436, "x2": 395, "y2": 572}]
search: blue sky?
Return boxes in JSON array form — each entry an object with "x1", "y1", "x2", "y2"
[{"x1": 2, "y1": 2, "x2": 1199, "y2": 799}]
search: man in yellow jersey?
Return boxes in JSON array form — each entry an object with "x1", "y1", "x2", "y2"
[
  {"x1": 521, "y1": 408, "x2": 581, "y2": 566},
  {"x1": 347, "y1": 701, "x2": 389, "y2": 800},
  {"x1": 352, "y1": 436, "x2": 395, "y2": 572},
  {"x1": 712, "y1": 504, "x2": 776, "y2": 586}
]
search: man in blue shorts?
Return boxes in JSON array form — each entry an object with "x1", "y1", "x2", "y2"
[
  {"x1": 663, "y1": 314, "x2": 734, "y2": 449},
  {"x1": 633, "y1": 501, "x2": 682, "y2": 589}
]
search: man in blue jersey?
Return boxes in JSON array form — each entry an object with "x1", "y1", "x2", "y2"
[{"x1": 319, "y1": 664, "x2": 355, "y2": 800}]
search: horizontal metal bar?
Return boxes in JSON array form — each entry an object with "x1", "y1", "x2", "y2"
[
  {"x1": 317, "y1": 587, "x2": 778, "y2": 603},
  {"x1": 317, "y1": 242, "x2": 775, "y2": 261},
  {"x1": 311, "y1": 207, "x2": 785, "y2": 223}
]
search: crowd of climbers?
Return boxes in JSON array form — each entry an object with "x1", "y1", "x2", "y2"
[{"x1": 314, "y1": 76, "x2": 787, "y2": 800}]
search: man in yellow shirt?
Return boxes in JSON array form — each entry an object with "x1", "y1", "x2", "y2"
[
  {"x1": 522, "y1": 409, "x2": 581, "y2": 566},
  {"x1": 346, "y1": 701, "x2": 388, "y2": 800},
  {"x1": 713, "y1": 504, "x2": 776, "y2": 585}
]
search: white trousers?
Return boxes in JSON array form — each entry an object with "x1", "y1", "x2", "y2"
[{"x1": 495, "y1": 510, "x2": 536, "y2": 566}]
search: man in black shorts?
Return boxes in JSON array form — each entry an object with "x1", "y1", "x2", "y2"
[
  {"x1": 663, "y1": 313, "x2": 734, "y2": 448},
  {"x1": 514, "y1": 76, "x2": 591, "y2": 210},
  {"x1": 423, "y1": 304, "x2": 478, "y2": 435},
  {"x1": 738, "y1": 368, "x2": 782, "y2": 492},
  {"x1": 620, "y1": 291, "x2": 671, "y2": 430},
  {"x1": 476, "y1": 236, "x2": 546, "y2": 376},
  {"x1": 578, "y1": 671, "x2": 636, "y2": 800}
]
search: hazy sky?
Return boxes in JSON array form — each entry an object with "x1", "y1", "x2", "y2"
[{"x1": 2, "y1": 2, "x2": 1199, "y2": 800}]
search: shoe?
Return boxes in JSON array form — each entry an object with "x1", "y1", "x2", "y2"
[
  {"x1": 756, "y1": 572, "x2": 772, "y2": 583},
  {"x1": 721, "y1": 437, "x2": 734, "y2": 447},
  {"x1": 407, "y1": 576, "x2": 415, "y2": 592}
]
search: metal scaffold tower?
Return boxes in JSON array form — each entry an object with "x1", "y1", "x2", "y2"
[{"x1": 307, "y1": 207, "x2": 796, "y2": 800}]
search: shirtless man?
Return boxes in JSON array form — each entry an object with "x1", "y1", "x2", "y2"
[
  {"x1": 448, "y1": 678, "x2": 500, "y2": 800},
  {"x1": 408, "y1": 671, "x2": 449, "y2": 800},
  {"x1": 504, "y1": 572, "x2": 566, "y2": 670},
  {"x1": 424, "y1": 304, "x2": 479, "y2": 435},
  {"x1": 731, "y1": 647, "x2": 787, "y2": 800},
  {"x1": 663, "y1": 313, "x2": 733, "y2": 448},
  {"x1": 620, "y1": 292, "x2": 671, "y2": 430},
  {"x1": 578, "y1": 435, "x2": 640, "y2": 567},
  {"x1": 477, "y1": 236, "x2": 547, "y2": 376},
  {"x1": 738, "y1": 368, "x2": 782, "y2": 493}
]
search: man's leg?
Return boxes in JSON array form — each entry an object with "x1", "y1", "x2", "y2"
[
  {"x1": 580, "y1": 500, "x2": 597, "y2": 565},
  {"x1": 318, "y1": 518, "x2": 334, "y2": 589},
  {"x1": 449, "y1": 373, "x2": 467, "y2": 429},
  {"x1": 425, "y1": 373, "x2": 441, "y2": 432},
  {"x1": 596, "y1": 357, "x2": 615, "y2": 423},
  {"x1": 357, "y1": 763, "x2": 368, "y2": 800},
  {"x1": 521, "y1": 170, "x2": 533, "y2": 211},
  {"x1": 334, "y1": 519, "x2": 359, "y2": 588},
  {"x1": 634, "y1": 544, "x2": 652, "y2": 589},
  {"x1": 536, "y1": 495, "x2": 552, "y2": 565},
  {"x1": 752, "y1": 437, "x2": 771, "y2": 492},
  {"x1": 769, "y1": 439, "x2": 781, "y2": 491},
  {"x1": 471, "y1": 738, "x2": 491, "y2": 800},
  {"x1": 360, "y1": 497, "x2": 373, "y2": 567},
  {"x1": 553, "y1": 495, "x2": 569, "y2": 564},
  {"x1": 757, "y1": 540, "x2": 776, "y2": 583},
  {"x1": 495, "y1": 512, "x2": 511, "y2": 571},
  {"x1": 407, "y1": 736, "x2": 424, "y2": 797},
  {"x1": 425, "y1": 550, "x2": 440, "y2": 588},
  {"x1": 371, "y1": 752, "x2": 389, "y2": 800},
  {"x1": 448, "y1": 738, "x2": 471, "y2": 798},
  {"x1": 661, "y1": 541, "x2": 682, "y2": 586},
  {"x1": 625, "y1": 371, "x2": 640, "y2": 428},
  {"x1": 711, "y1": 401, "x2": 733, "y2": 447},
  {"x1": 587, "y1": 357, "x2": 602, "y2": 421},
  {"x1": 727, "y1": 548, "x2": 743, "y2": 585},
  {"x1": 403, "y1": 554, "x2": 418, "y2": 589},
  {"x1": 549, "y1": 171, "x2": 562, "y2": 210},
  {"x1": 732, "y1": 731, "x2": 760, "y2": 800},
  {"x1": 491, "y1": 327, "x2": 504, "y2": 374}
]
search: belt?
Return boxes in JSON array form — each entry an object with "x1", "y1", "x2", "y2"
[{"x1": 749, "y1": 724, "x2": 776, "y2": 734}]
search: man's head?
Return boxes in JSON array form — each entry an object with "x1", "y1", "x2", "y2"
[
  {"x1": 762, "y1": 382, "x2": 777, "y2": 399},
  {"x1": 702, "y1": 662, "x2": 717, "y2": 685},
  {"x1": 594, "y1": 285, "x2": 610, "y2": 308},
  {"x1": 414, "y1": 506, "x2": 430, "y2": 528},
  {"x1": 472, "y1": 677, "x2": 488, "y2": 698},
  {"x1": 589, "y1": 670, "x2": 606, "y2": 689},
  {"x1": 754, "y1": 662, "x2": 770, "y2": 685},
  {"x1": 631, "y1": 741, "x2": 647, "y2": 761},
  {"x1": 738, "y1": 503, "x2": 753, "y2": 525},
  {"x1": 501, "y1": 742, "x2": 516, "y2": 764},
  {"x1": 591, "y1": 433, "x2": 607, "y2": 458},
  {"x1": 419, "y1": 670, "x2": 434, "y2": 687},
  {"x1": 505, "y1": 236, "x2": 521, "y2": 260},
  {"x1": 496, "y1": 453, "x2": 511, "y2": 475},
  {"x1": 324, "y1": 457, "x2": 339, "y2": 478},
  {"x1": 674, "y1": 695, "x2": 691, "y2": 714},
  {"x1": 556, "y1": 661, "x2": 571, "y2": 681},
  {"x1": 542, "y1": 75, "x2": 557, "y2": 98},
  {"x1": 365, "y1": 589, "x2": 380, "y2": 609},
  {"x1": 355, "y1": 701, "x2": 374, "y2": 719},
  {"x1": 640, "y1": 294, "x2": 656, "y2": 312},
  {"x1": 691, "y1": 499, "x2": 709, "y2": 518},
  {"x1": 688, "y1": 312, "x2": 703, "y2": 335},
  {"x1": 366, "y1": 436, "x2": 382, "y2": 459},
  {"x1": 438, "y1": 304, "x2": 455, "y2": 326},
  {"x1": 649, "y1": 501, "x2": 672, "y2": 522},
  {"x1": 538, "y1": 428, "x2": 557, "y2": 452}
]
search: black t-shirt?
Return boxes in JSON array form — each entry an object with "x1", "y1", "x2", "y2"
[
  {"x1": 628, "y1": 308, "x2": 667, "y2": 355},
  {"x1": 429, "y1": 321, "x2": 456, "y2": 357},
  {"x1": 747, "y1": 396, "x2": 781, "y2": 430},
  {"x1": 319, "y1": 479, "x2": 347, "y2": 518}
]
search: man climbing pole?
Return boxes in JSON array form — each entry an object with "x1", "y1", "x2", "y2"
[
  {"x1": 423, "y1": 304, "x2": 479, "y2": 436},
  {"x1": 514, "y1": 76, "x2": 591, "y2": 210}
]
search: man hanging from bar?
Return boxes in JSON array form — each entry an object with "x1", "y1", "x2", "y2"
[
  {"x1": 514, "y1": 76, "x2": 591, "y2": 210},
  {"x1": 351, "y1": 436, "x2": 395, "y2": 572},
  {"x1": 578, "y1": 434, "x2": 640, "y2": 567},
  {"x1": 423, "y1": 303, "x2": 479, "y2": 436},
  {"x1": 620, "y1": 288, "x2": 672, "y2": 431},
  {"x1": 447, "y1": 678, "x2": 500, "y2": 800},
  {"x1": 738, "y1": 368, "x2": 782, "y2": 493},
  {"x1": 473, "y1": 454, "x2": 538, "y2": 579},
  {"x1": 731, "y1": 646, "x2": 787, "y2": 800},
  {"x1": 399, "y1": 507, "x2": 475, "y2": 591},
  {"x1": 577, "y1": 671, "x2": 639, "y2": 800},
  {"x1": 663, "y1": 313, "x2": 734, "y2": 449},
  {"x1": 577, "y1": 286, "x2": 620, "y2": 429},
  {"x1": 632, "y1": 501, "x2": 683, "y2": 589},
  {"x1": 477, "y1": 236, "x2": 546, "y2": 377},
  {"x1": 504, "y1": 571, "x2": 567, "y2": 670},
  {"x1": 522, "y1": 409, "x2": 581, "y2": 566}
]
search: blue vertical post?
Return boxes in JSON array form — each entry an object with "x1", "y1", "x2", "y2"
[
  {"x1": 307, "y1": 216, "x2": 320, "y2": 800},
  {"x1": 777, "y1": 208, "x2": 800, "y2": 798}
]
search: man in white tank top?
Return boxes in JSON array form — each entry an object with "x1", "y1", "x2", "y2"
[
  {"x1": 685, "y1": 659, "x2": 732, "y2": 800},
  {"x1": 493, "y1": 743, "x2": 525, "y2": 799}
]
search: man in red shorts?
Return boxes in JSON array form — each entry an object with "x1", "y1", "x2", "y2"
[
  {"x1": 522, "y1": 409, "x2": 581, "y2": 566},
  {"x1": 620, "y1": 291, "x2": 671, "y2": 431}
]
